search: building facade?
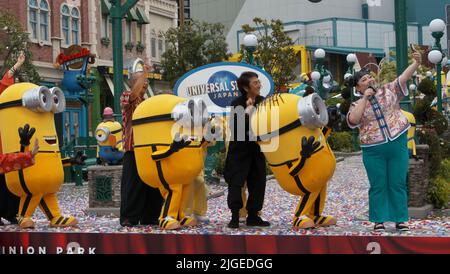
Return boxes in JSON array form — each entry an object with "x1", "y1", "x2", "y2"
[
  {"x1": 190, "y1": 0, "x2": 448, "y2": 83},
  {"x1": 0, "y1": 0, "x2": 178, "y2": 141}
]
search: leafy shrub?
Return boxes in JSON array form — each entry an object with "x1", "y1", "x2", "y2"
[
  {"x1": 427, "y1": 176, "x2": 449, "y2": 209},
  {"x1": 417, "y1": 78, "x2": 436, "y2": 99},
  {"x1": 328, "y1": 131, "x2": 353, "y2": 152},
  {"x1": 417, "y1": 128, "x2": 442, "y2": 178}
]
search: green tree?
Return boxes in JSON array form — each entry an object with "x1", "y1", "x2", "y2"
[
  {"x1": 379, "y1": 48, "x2": 427, "y2": 84},
  {"x1": 240, "y1": 18, "x2": 297, "y2": 91},
  {"x1": 0, "y1": 10, "x2": 41, "y2": 84},
  {"x1": 161, "y1": 20, "x2": 230, "y2": 88}
]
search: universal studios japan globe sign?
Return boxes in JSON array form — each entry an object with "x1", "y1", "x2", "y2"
[{"x1": 174, "y1": 62, "x2": 275, "y2": 114}]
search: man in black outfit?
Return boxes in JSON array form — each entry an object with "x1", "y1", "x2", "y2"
[{"x1": 224, "y1": 71, "x2": 270, "y2": 229}]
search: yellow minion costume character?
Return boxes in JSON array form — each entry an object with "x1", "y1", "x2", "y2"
[
  {"x1": 95, "y1": 107, "x2": 124, "y2": 165},
  {"x1": 400, "y1": 110, "x2": 417, "y2": 157},
  {"x1": 132, "y1": 94, "x2": 214, "y2": 230},
  {"x1": 0, "y1": 83, "x2": 78, "y2": 229},
  {"x1": 250, "y1": 93, "x2": 336, "y2": 229}
]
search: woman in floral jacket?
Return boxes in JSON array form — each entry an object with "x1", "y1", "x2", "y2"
[{"x1": 347, "y1": 51, "x2": 422, "y2": 232}]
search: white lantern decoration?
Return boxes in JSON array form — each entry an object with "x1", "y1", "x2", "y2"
[
  {"x1": 428, "y1": 50, "x2": 443, "y2": 64},
  {"x1": 346, "y1": 53, "x2": 357, "y2": 63},
  {"x1": 429, "y1": 19, "x2": 446, "y2": 33},
  {"x1": 243, "y1": 34, "x2": 258, "y2": 47},
  {"x1": 311, "y1": 71, "x2": 321, "y2": 81},
  {"x1": 314, "y1": 48, "x2": 326, "y2": 59}
]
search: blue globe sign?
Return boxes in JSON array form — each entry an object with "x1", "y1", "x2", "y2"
[
  {"x1": 174, "y1": 62, "x2": 274, "y2": 114},
  {"x1": 207, "y1": 71, "x2": 241, "y2": 108}
]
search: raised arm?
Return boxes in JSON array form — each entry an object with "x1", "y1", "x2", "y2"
[{"x1": 399, "y1": 51, "x2": 422, "y2": 88}]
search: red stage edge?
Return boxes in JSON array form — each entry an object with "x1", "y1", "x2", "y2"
[{"x1": 0, "y1": 232, "x2": 449, "y2": 254}]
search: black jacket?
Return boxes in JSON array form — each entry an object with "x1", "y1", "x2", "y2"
[{"x1": 224, "y1": 95, "x2": 266, "y2": 187}]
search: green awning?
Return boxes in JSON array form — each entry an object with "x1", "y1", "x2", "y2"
[
  {"x1": 101, "y1": 0, "x2": 111, "y2": 15},
  {"x1": 136, "y1": 6, "x2": 150, "y2": 24},
  {"x1": 126, "y1": 7, "x2": 139, "y2": 22},
  {"x1": 306, "y1": 46, "x2": 385, "y2": 58}
]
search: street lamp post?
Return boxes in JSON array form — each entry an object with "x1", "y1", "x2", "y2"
[
  {"x1": 312, "y1": 48, "x2": 329, "y2": 100},
  {"x1": 428, "y1": 18, "x2": 446, "y2": 113},
  {"x1": 109, "y1": 0, "x2": 139, "y2": 122},
  {"x1": 243, "y1": 34, "x2": 258, "y2": 66},
  {"x1": 346, "y1": 53, "x2": 359, "y2": 151}
]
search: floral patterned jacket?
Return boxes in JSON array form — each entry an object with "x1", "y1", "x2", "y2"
[
  {"x1": 0, "y1": 152, "x2": 34, "y2": 174},
  {"x1": 346, "y1": 78, "x2": 410, "y2": 147}
]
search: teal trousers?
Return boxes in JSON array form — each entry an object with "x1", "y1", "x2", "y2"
[{"x1": 362, "y1": 133, "x2": 409, "y2": 223}]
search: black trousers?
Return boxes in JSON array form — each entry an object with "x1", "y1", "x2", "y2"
[
  {"x1": 0, "y1": 174, "x2": 19, "y2": 219},
  {"x1": 227, "y1": 159, "x2": 266, "y2": 214},
  {"x1": 120, "y1": 151, "x2": 163, "y2": 224}
]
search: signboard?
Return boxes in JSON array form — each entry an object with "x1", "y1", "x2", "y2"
[{"x1": 174, "y1": 62, "x2": 274, "y2": 114}]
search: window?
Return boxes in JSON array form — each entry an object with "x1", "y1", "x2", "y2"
[
  {"x1": 71, "y1": 8, "x2": 80, "y2": 45},
  {"x1": 151, "y1": 38, "x2": 156, "y2": 58},
  {"x1": 158, "y1": 39, "x2": 163, "y2": 58},
  {"x1": 61, "y1": 4, "x2": 81, "y2": 46},
  {"x1": 126, "y1": 21, "x2": 132, "y2": 43},
  {"x1": 61, "y1": 5, "x2": 70, "y2": 44},
  {"x1": 39, "y1": 1, "x2": 49, "y2": 41},
  {"x1": 28, "y1": 0, "x2": 50, "y2": 42},
  {"x1": 101, "y1": 15, "x2": 109, "y2": 38},
  {"x1": 136, "y1": 24, "x2": 143, "y2": 43}
]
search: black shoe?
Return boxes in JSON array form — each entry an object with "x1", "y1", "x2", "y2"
[
  {"x1": 396, "y1": 222, "x2": 409, "y2": 231},
  {"x1": 120, "y1": 219, "x2": 138, "y2": 227},
  {"x1": 246, "y1": 216, "x2": 270, "y2": 227},
  {"x1": 228, "y1": 218, "x2": 239, "y2": 229},
  {"x1": 374, "y1": 223, "x2": 385, "y2": 231},
  {"x1": 140, "y1": 219, "x2": 159, "y2": 226}
]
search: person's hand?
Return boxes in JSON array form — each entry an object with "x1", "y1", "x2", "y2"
[
  {"x1": 245, "y1": 98, "x2": 255, "y2": 114},
  {"x1": 16, "y1": 51, "x2": 25, "y2": 66},
  {"x1": 412, "y1": 51, "x2": 422, "y2": 65},
  {"x1": 18, "y1": 124, "x2": 36, "y2": 147},
  {"x1": 31, "y1": 139, "x2": 39, "y2": 159},
  {"x1": 363, "y1": 88, "x2": 376, "y2": 100}
]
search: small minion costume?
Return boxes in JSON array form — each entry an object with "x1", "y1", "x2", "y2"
[
  {"x1": 0, "y1": 83, "x2": 77, "y2": 229},
  {"x1": 132, "y1": 94, "x2": 213, "y2": 230},
  {"x1": 95, "y1": 107, "x2": 124, "y2": 165},
  {"x1": 250, "y1": 93, "x2": 336, "y2": 229},
  {"x1": 400, "y1": 110, "x2": 416, "y2": 157}
]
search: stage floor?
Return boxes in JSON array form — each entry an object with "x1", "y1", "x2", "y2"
[{"x1": 0, "y1": 156, "x2": 449, "y2": 254}]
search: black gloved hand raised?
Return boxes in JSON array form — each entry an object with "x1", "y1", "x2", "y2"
[
  {"x1": 170, "y1": 133, "x2": 191, "y2": 152},
  {"x1": 300, "y1": 136, "x2": 324, "y2": 159},
  {"x1": 18, "y1": 124, "x2": 36, "y2": 147}
]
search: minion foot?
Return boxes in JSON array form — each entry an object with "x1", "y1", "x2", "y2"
[
  {"x1": 18, "y1": 217, "x2": 35, "y2": 229},
  {"x1": 292, "y1": 216, "x2": 315, "y2": 229},
  {"x1": 159, "y1": 217, "x2": 180, "y2": 230},
  {"x1": 50, "y1": 216, "x2": 78, "y2": 227},
  {"x1": 313, "y1": 215, "x2": 337, "y2": 227},
  {"x1": 180, "y1": 216, "x2": 197, "y2": 227}
]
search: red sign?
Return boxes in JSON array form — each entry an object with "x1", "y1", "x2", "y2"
[
  {"x1": 55, "y1": 45, "x2": 96, "y2": 69},
  {"x1": 0, "y1": 232, "x2": 449, "y2": 254}
]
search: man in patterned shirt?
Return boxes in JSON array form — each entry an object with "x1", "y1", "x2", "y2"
[{"x1": 119, "y1": 59, "x2": 163, "y2": 227}]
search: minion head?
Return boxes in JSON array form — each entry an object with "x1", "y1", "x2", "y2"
[
  {"x1": 132, "y1": 94, "x2": 210, "y2": 146},
  {"x1": 250, "y1": 93, "x2": 328, "y2": 163},
  {"x1": 95, "y1": 120, "x2": 122, "y2": 148},
  {"x1": 0, "y1": 83, "x2": 65, "y2": 153}
]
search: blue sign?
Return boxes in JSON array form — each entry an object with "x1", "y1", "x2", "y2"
[{"x1": 174, "y1": 62, "x2": 274, "y2": 114}]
